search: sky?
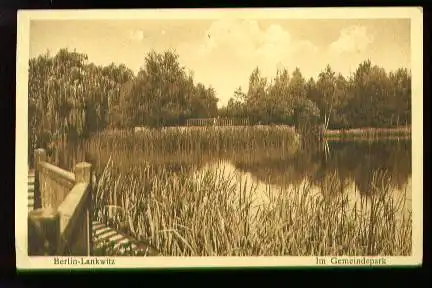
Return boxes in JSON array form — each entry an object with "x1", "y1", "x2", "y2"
[{"x1": 29, "y1": 18, "x2": 411, "y2": 107}]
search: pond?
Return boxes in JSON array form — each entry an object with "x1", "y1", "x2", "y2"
[
  {"x1": 53, "y1": 136, "x2": 412, "y2": 218},
  {"x1": 47, "y1": 134, "x2": 412, "y2": 255},
  {"x1": 196, "y1": 139, "x2": 412, "y2": 220},
  {"x1": 53, "y1": 136, "x2": 412, "y2": 205}
]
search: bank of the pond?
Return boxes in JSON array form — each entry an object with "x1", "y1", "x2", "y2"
[
  {"x1": 324, "y1": 126, "x2": 411, "y2": 139},
  {"x1": 91, "y1": 125, "x2": 411, "y2": 139}
]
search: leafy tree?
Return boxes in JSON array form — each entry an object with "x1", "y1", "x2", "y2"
[
  {"x1": 29, "y1": 49, "x2": 88, "y2": 147},
  {"x1": 388, "y1": 68, "x2": 411, "y2": 126},
  {"x1": 245, "y1": 67, "x2": 269, "y2": 124},
  {"x1": 293, "y1": 98, "x2": 321, "y2": 141},
  {"x1": 119, "y1": 49, "x2": 218, "y2": 128},
  {"x1": 314, "y1": 65, "x2": 338, "y2": 130},
  {"x1": 288, "y1": 68, "x2": 307, "y2": 102},
  {"x1": 347, "y1": 60, "x2": 392, "y2": 127},
  {"x1": 330, "y1": 74, "x2": 350, "y2": 129},
  {"x1": 103, "y1": 63, "x2": 135, "y2": 128},
  {"x1": 190, "y1": 83, "x2": 218, "y2": 119},
  {"x1": 267, "y1": 68, "x2": 294, "y2": 124},
  {"x1": 223, "y1": 86, "x2": 248, "y2": 119}
]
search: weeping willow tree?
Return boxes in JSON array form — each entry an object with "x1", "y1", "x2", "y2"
[
  {"x1": 29, "y1": 49, "x2": 87, "y2": 164},
  {"x1": 28, "y1": 49, "x2": 134, "y2": 166}
]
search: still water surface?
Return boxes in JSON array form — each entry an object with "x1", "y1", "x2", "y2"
[
  {"x1": 54, "y1": 138, "x2": 412, "y2": 218},
  {"x1": 195, "y1": 139, "x2": 412, "y2": 218}
]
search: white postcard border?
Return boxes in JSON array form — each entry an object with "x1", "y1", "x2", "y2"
[{"x1": 15, "y1": 7, "x2": 423, "y2": 269}]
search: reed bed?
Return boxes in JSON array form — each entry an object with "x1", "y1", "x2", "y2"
[
  {"x1": 93, "y1": 157, "x2": 411, "y2": 256},
  {"x1": 94, "y1": 126, "x2": 300, "y2": 154},
  {"x1": 76, "y1": 126, "x2": 300, "y2": 173},
  {"x1": 49, "y1": 126, "x2": 301, "y2": 182}
]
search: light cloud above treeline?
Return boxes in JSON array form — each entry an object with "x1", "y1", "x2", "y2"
[{"x1": 176, "y1": 20, "x2": 377, "y2": 106}]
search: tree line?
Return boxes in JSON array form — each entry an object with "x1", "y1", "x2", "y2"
[
  {"x1": 28, "y1": 48, "x2": 411, "y2": 151},
  {"x1": 28, "y1": 48, "x2": 218, "y2": 151},
  {"x1": 220, "y1": 62, "x2": 411, "y2": 130}
]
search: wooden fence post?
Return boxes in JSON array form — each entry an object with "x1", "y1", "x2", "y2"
[
  {"x1": 74, "y1": 162, "x2": 93, "y2": 256},
  {"x1": 34, "y1": 149, "x2": 46, "y2": 209},
  {"x1": 28, "y1": 207, "x2": 60, "y2": 255}
]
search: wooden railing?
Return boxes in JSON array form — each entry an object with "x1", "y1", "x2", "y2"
[
  {"x1": 186, "y1": 117, "x2": 250, "y2": 127},
  {"x1": 28, "y1": 148, "x2": 93, "y2": 256}
]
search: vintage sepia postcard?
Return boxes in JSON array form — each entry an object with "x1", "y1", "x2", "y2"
[{"x1": 16, "y1": 7, "x2": 423, "y2": 270}]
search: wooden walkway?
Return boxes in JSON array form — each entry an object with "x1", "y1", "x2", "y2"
[
  {"x1": 28, "y1": 170, "x2": 35, "y2": 213},
  {"x1": 28, "y1": 170, "x2": 158, "y2": 256}
]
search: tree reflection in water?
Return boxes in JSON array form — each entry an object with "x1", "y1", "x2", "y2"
[
  {"x1": 231, "y1": 139, "x2": 411, "y2": 198},
  {"x1": 50, "y1": 137, "x2": 411, "y2": 200}
]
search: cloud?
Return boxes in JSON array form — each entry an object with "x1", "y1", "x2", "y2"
[
  {"x1": 129, "y1": 29, "x2": 144, "y2": 42},
  {"x1": 176, "y1": 19, "x2": 319, "y2": 106},
  {"x1": 329, "y1": 25, "x2": 374, "y2": 55},
  {"x1": 193, "y1": 20, "x2": 318, "y2": 65}
]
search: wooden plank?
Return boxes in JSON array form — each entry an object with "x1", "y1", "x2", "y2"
[
  {"x1": 113, "y1": 238, "x2": 133, "y2": 250},
  {"x1": 28, "y1": 170, "x2": 35, "y2": 213},
  {"x1": 28, "y1": 207, "x2": 60, "y2": 256},
  {"x1": 92, "y1": 222, "x2": 105, "y2": 230},
  {"x1": 28, "y1": 176, "x2": 35, "y2": 211},
  {"x1": 96, "y1": 230, "x2": 118, "y2": 240},
  {"x1": 39, "y1": 166, "x2": 76, "y2": 209},
  {"x1": 57, "y1": 183, "x2": 89, "y2": 238},
  {"x1": 106, "y1": 233, "x2": 126, "y2": 243},
  {"x1": 39, "y1": 162, "x2": 75, "y2": 183},
  {"x1": 94, "y1": 226, "x2": 111, "y2": 237}
]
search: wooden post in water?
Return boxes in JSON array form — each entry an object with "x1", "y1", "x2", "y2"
[
  {"x1": 34, "y1": 149, "x2": 46, "y2": 209},
  {"x1": 74, "y1": 162, "x2": 93, "y2": 256},
  {"x1": 28, "y1": 207, "x2": 60, "y2": 255}
]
